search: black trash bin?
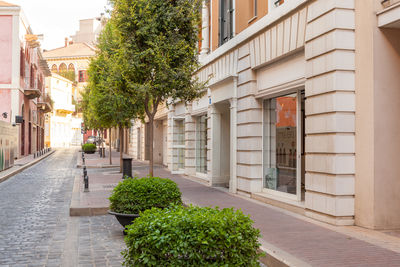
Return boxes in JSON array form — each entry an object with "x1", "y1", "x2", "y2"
[{"x1": 122, "y1": 156, "x2": 132, "y2": 179}]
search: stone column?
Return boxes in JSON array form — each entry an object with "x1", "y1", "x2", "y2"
[
  {"x1": 184, "y1": 103, "x2": 196, "y2": 176},
  {"x1": 209, "y1": 104, "x2": 221, "y2": 186},
  {"x1": 167, "y1": 105, "x2": 175, "y2": 171},
  {"x1": 305, "y1": 0, "x2": 356, "y2": 225},
  {"x1": 229, "y1": 78, "x2": 238, "y2": 194},
  {"x1": 200, "y1": 0, "x2": 210, "y2": 57}
]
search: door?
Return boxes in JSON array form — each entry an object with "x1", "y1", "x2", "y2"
[
  {"x1": 145, "y1": 123, "x2": 150, "y2": 160},
  {"x1": 28, "y1": 122, "x2": 31, "y2": 154},
  {"x1": 21, "y1": 120, "x2": 25, "y2": 156},
  {"x1": 137, "y1": 128, "x2": 141, "y2": 160},
  {"x1": 162, "y1": 121, "x2": 168, "y2": 166}
]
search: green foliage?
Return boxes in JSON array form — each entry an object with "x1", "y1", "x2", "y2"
[
  {"x1": 82, "y1": 143, "x2": 96, "y2": 152},
  {"x1": 109, "y1": 177, "x2": 182, "y2": 214},
  {"x1": 110, "y1": 0, "x2": 205, "y2": 110},
  {"x1": 81, "y1": 21, "x2": 142, "y2": 131},
  {"x1": 123, "y1": 206, "x2": 264, "y2": 266},
  {"x1": 58, "y1": 71, "x2": 76, "y2": 82},
  {"x1": 109, "y1": 0, "x2": 206, "y2": 175}
]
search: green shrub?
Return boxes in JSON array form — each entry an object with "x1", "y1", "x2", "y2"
[
  {"x1": 109, "y1": 177, "x2": 182, "y2": 214},
  {"x1": 123, "y1": 206, "x2": 264, "y2": 266},
  {"x1": 82, "y1": 143, "x2": 96, "y2": 152}
]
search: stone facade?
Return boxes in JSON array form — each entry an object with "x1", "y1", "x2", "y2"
[{"x1": 127, "y1": 0, "x2": 400, "y2": 229}]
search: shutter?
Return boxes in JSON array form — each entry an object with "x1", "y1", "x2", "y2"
[{"x1": 20, "y1": 50, "x2": 25, "y2": 77}]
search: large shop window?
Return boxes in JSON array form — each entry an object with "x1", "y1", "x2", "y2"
[
  {"x1": 263, "y1": 91, "x2": 305, "y2": 201},
  {"x1": 172, "y1": 119, "x2": 185, "y2": 172},
  {"x1": 196, "y1": 115, "x2": 208, "y2": 174}
]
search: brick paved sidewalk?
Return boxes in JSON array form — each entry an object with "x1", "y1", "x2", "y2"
[
  {"x1": 77, "y1": 148, "x2": 121, "y2": 168},
  {"x1": 73, "y1": 159, "x2": 400, "y2": 266},
  {"x1": 0, "y1": 149, "x2": 54, "y2": 184}
]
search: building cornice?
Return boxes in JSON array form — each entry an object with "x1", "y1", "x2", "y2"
[
  {"x1": 199, "y1": 0, "x2": 309, "y2": 68},
  {"x1": 44, "y1": 56, "x2": 93, "y2": 61}
]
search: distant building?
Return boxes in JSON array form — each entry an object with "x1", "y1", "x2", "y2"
[
  {"x1": 0, "y1": 0, "x2": 51, "y2": 163},
  {"x1": 43, "y1": 15, "x2": 106, "y2": 146},
  {"x1": 45, "y1": 74, "x2": 81, "y2": 148},
  {"x1": 43, "y1": 42, "x2": 96, "y2": 100},
  {"x1": 71, "y1": 14, "x2": 106, "y2": 45}
]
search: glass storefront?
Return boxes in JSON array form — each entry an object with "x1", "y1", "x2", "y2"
[
  {"x1": 172, "y1": 119, "x2": 185, "y2": 172},
  {"x1": 263, "y1": 91, "x2": 304, "y2": 199},
  {"x1": 196, "y1": 115, "x2": 208, "y2": 174}
]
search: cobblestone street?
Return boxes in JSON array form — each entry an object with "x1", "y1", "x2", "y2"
[{"x1": 0, "y1": 149, "x2": 125, "y2": 267}]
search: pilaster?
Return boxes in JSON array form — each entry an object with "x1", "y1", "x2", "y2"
[
  {"x1": 184, "y1": 104, "x2": 196, "y2": 176},
  {"x1": 304, "y1": 0, "x2": 356, "y2": 225}
]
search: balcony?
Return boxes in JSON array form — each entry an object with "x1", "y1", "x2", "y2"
[
  {"x1": 37, "y1": 94, "x2": 53, "y2": 113},
  {"x1": 378, "y1": 0, "x2": 400, "y2": 28},
  {"x1": 54, "y1": 102, "x2": 75, "y2": 115},
  {"x1": 23, "y1": 88, "x2": 41, "y2": 99}
]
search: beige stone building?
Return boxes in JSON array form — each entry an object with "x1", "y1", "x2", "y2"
[
  {"x1": 43, "y1": 42, "x2": 95, "y2": 100},
  {"x1": 128, "y1": 0, "x2": 400, "y2": 230}
]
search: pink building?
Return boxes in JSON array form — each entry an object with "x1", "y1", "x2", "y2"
[{"x1": 0, "y1": 1, "x2": 51, "y2": 159}]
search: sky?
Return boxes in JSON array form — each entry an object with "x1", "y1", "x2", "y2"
[{"x1": 10, "y1": 0, "x2": 110, "y2": 50}]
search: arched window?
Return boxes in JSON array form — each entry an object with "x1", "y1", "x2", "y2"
[
  {"x1": 51, "y1": 64, "x2": 58, "y2": 72},
  {"x1": 59, "y1": 63, "x2": 67, "y2": 72},
  {"x1": 68, "y1": 63, "x2": 75, "y2": 72}
]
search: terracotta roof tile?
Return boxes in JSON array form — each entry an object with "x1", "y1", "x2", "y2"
[{"x1": 43, "y1": 42, "x2": 96, "y2": 59}]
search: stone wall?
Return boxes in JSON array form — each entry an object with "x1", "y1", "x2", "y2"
[{"x1": 0, "y1": 121, "x2": 17, "y2": 171}]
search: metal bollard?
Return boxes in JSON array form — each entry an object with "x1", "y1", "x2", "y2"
[
  {"x1": 84, "y1": 175, "x2": 89, "y2": 192},
  {"x1": 83, "y1": 166, "x2": 87, "y2": 177},
  {"x1": 33, "y1": 152, "x2": 36, "y2": 158},
  {"x1": 82, "y1": 156, "x2": 85, "y2": 165}
]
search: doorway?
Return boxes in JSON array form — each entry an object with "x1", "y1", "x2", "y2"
[
  {"x1": 137, "y1": 127, "x2": 141, "y2": 160},
  {"x1": 211, "y1": 102, "x2": 231, "y2": 188},
  {"x1": 162, "y1": 121, "x2": 168, "y2": 166}
]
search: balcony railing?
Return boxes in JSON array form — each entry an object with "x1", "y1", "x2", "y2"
[{"x1": 37, "y1": 93, "x2": 53, "y2": 113}]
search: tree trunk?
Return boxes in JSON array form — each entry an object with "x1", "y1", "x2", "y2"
[
  {"x1": 119, "y1": 125, "x2": 124, "y2": 173},
  {"x1": 148, "y1": 116, "x2": 154, "y2": 177},
  {"x1": 109, "y1": 128, "x2": 112, "y2": 165}
]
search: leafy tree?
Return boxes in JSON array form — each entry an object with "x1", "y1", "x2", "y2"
[
  {"x1": 110, "y1": 0, "x2": 205, "y2": 176},
  {"x1": 82, "y1": 21, "x2": 142, "y2": 171}
]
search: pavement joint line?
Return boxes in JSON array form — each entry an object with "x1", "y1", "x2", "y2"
[
  {"x1": 0, "y1": 150, "x2": 55, "y2": 184},
  {"x1": 68, "y1": 157, "x2": 400, "y2": 265},
  {"x1": 178, "y1": 171, "x2": 400, "y2": 255},
  {"x1": 181, "y1": 197, "x2": 298, "y2": 267}
]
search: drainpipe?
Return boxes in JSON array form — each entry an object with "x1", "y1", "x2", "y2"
[{"x1": 229, "y1": 77, "x2": 238, "y2": 194}]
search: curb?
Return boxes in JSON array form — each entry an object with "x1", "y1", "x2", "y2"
[
  {"x1": 0, "y1": 150, "x2": 55, "y2": 184},
  {"x1": 76, "y1": 164, "x2": 120, "y2": 169},
  {"x1": 69, "y1": 174, "x2": 110, "y2": 216}
]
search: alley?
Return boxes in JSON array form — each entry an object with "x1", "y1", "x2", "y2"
[{"x1": 0, "y1": 149, "x2": 124, "y2": 266}]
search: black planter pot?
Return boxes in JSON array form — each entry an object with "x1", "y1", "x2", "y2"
[
  {"x1": 108, "y1": 210, "x2": 140, "y2": 228},
  {"x1": 84, "y1": 150, "x2": 96, "y2": 154}
]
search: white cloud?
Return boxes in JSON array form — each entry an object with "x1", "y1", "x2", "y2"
[{"x1": 10, "y1": 0, "x2": 110, "y2": 50}]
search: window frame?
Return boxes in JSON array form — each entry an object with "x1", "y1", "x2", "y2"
[
  {"x1": 195, "y1": 114, "x2": 208, "y2": 176},
  {"x1": 218, "y1": 0, "x2": 234, "y2": 46},
  {"x1": 171, "y1": 117, "x2": 185, "y2": 174},
  {"x1": 262, "y1": 89, "x2": 303, "y2": 202}
]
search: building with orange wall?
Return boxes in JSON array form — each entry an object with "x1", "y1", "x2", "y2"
[{"x1": 129, "y1": 0, "x2": 400, "y2": 230}]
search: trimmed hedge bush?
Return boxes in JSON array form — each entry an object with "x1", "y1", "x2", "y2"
[
  {"x1": 82, "y1": 143, "x2": 96, "y2": 152},
  {"x1": 123, "y1": 206, "x2": 264, "y2": 266},
  {"x1": 109, "y1": 177, "x2": 182, "y2": 214}
]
